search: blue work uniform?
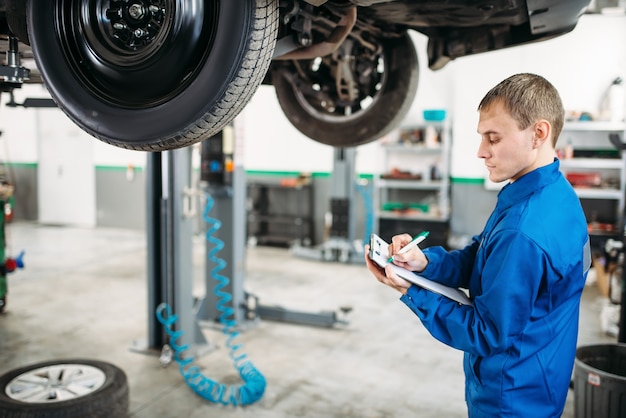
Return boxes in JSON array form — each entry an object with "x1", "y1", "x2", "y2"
[{"x1": 400, "y1": 159, "x2": 590, "y2": 417}]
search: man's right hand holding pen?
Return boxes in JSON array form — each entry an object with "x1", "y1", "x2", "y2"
[
  {"x1": 364, "y1": 231, "x2": 430, "y2": 295},
  {"x1": 387, "y1": 232, "x2": 430, "y2": 273}
]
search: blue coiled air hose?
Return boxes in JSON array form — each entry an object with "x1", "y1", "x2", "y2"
[{"x1": 156, "y1": 192, "x2": 266, "y2": 406}]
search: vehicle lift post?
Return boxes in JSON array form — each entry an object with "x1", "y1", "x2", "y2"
[
  {"x1": 193, "y1": 130, "x2": 349, "y2": 328},
  {"x1": 291, "y1": 147, "x2": 367, "y2": 264},
  {"x1": 194, "y1": 127, "x2": 248, "y2": 326},
  {"x1": 143, "y1": 148, "x2": 209, "y2": 354},
  {"x1": 142, "y1": 131, "x2": 348, "y2": 354}
]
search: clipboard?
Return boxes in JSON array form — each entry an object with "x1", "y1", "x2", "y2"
[{"x1": 368, "y1": 234, "x2": 473, "y2": 306}]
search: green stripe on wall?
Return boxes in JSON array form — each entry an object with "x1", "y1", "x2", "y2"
[
  {"x1": 246, "y1": 170, "x2": 374, "y2": 180},
  {"x1": 4, "y1": 164, "x2": 145, "y2": 171},
  {"x1": 246, "y1": 170, "x2": 321, "y2": 177},
  {"x1": 248, "y1": 170, "x2": 480, "y2": 183},
  {"x1": 90, "y1": 167, "x2": 482, "y2": 184},
  {"x1": 451, "y1": 177, "x2": 484, "y2": 184},
  {"x1": 96, "y1": 165, "x2": 144, "y2": 172},
  {"x1": 5, "y1": 162, "x2": 37, "y2": 169}
]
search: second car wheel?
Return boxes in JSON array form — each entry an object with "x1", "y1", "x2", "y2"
[{"x1": 272, "y1": 32, "x2": 419, "y2": 147}]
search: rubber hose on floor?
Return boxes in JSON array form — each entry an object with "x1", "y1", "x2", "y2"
[{"x1": 156, "y1": 192, "x2": 266, "y2": 406}]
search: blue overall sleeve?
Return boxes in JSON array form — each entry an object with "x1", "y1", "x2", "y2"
[
  {"x1": 419, "y1": 235, "x2": 481, "y2": 289},
  {"x1": 401, "y1": 230, "x2": 545, "y2": 356}
]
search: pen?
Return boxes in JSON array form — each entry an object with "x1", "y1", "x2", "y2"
[{"x1": 387, "y1": 231, "x2": 430, "y2": 263}]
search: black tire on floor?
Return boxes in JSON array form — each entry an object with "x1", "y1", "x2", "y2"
[
  {"x1": 0, "y1": 359, "x2": 129, "y2": 418},
  {"x1": 26, "y1": 0, "x2": 279, "y2": 151}
]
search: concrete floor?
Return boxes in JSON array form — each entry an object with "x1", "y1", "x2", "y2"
[{"x1": 0, "y1": 222, "x2": 617, "y2": 417}]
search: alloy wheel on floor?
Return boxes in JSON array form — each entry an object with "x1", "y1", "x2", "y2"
[{"x1": 0, "y1": 359, "x2": 129, "y2": 417}]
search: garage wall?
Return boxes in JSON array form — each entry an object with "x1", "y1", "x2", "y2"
[
  {"x1": 0, "y1": 89, "x2": 41, "y2": 222},
  {"x1": 95, "y1": 167, "x2": 146, "y2": 229},
  {"x1": 6, "y1": 163, "x2": 37, "y2": 221},
  {"x1": 447, "y1": 13, "x2": 626, "y2": 181},
  {"x1": 0, "y1": 91, "x2": 147, "y2": 227},
  {"x1": 449, "y1": 13, "x2": 626, "y2": 236}
]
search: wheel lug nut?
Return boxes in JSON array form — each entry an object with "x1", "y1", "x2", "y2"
[
  {"x1": 128, "y1": 4, "x2": 145, "y2": 20},
  {"x1": 134, "y1": 28, "x2": 147, "y2": 38}
]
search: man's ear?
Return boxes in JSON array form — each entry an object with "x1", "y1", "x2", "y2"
[{"x1": 532, "y1": 120, "x2": 551, "y2": 148}]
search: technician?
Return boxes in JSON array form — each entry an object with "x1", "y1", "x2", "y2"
[{"x1": 365, "y1": 73, "x2": 591, "y2": 417}]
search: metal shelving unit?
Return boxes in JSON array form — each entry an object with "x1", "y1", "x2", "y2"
[
  {"x1": 374, "y1": 120, "x2": 452, "y2": 245},
  {"x1": 560, "y1": 121, "x2": 626, "y2": 241}
]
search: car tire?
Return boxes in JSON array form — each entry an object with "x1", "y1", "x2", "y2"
[
  {"x1": 272, "y1": 32, "x2": 419, "y2": 147},
  {"x1": 26, "y1": 0, "x2": 279, "y2": 151},
  {"x1": 0, "y1": 359, "x2": 129, "y2": 418}
]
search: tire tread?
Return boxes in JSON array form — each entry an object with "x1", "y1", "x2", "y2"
[{"x1": 99, "y1": 0, "x2": 279, "y2": 151}]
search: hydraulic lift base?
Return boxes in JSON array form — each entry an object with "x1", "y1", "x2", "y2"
[{"x1": 255, "y1": 304, "x2": 350, "y2": 328}]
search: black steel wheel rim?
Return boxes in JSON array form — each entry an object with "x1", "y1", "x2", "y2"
[
  {"x1": 291, "y1": 40, "x2": 387, "y2": 123},
  {"x1": 54, "y1": 0, "x2": 218, "y2": 108}
]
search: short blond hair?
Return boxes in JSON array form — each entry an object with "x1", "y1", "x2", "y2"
[{"x1": 478, "y1": 73, "x2": 564, "y2": 147}]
